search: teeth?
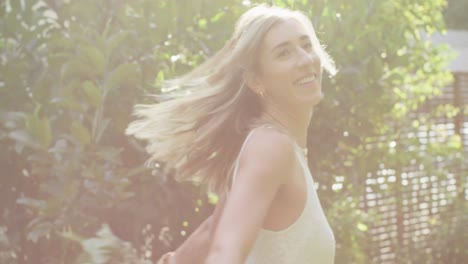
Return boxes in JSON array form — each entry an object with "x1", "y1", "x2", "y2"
[{"x1": 296, "y1": 74, "x2": 316, "y2": 85}]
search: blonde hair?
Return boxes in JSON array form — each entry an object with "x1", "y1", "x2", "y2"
[{"x1": 125, "y1": 4, "x2": 336, "y2": 194}]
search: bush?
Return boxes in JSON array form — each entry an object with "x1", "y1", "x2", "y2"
[{"x1": 1, "y1": 0, "x2": 463, "y2": 263}]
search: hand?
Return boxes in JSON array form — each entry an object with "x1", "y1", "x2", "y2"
[{"x1": 157, "y1": 252, "x2": 174, "y2": 264}]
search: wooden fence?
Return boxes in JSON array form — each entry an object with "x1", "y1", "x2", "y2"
[{"x1": 362, "y1": 72, "x2": 467, "y2": 263}]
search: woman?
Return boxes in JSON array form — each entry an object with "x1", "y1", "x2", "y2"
[{"x1": 126, "y1": 4, "x2": 337, "y2": 264}]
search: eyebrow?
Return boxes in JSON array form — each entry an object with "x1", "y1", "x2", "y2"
[{"x1": 271, "y1": 35, "x2": 311, "y2": 52}]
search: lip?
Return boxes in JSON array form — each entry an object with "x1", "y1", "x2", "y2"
[{"x1": 294, "y1": 73, "x2": 318, "y2": 86}]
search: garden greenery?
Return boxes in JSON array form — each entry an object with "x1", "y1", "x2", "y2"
[{"x1": 0, "y1": 0, "x2": 465, "y2": 263}]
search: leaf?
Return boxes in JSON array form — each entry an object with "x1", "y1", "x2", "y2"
[
  {"x1": 61, "y1": 59, "x2": 96, "y2": 81},
  {"x1": 105, "y1": 31, "x2": 130, "y2": 58},
  {"x1": 121, "y1": 165, "x2": 150, "y2": 179},
  {"x1": 210, "y1": 11, "x2": 225, "y2": 23},
  {"x1": 81, "y1": 225, "x2": 117, "y2": 264},
  {"x1": 0, "y1": 111, "x2": 27, "y2": 129},
  {"x1": 357, "y1": 222, "x2": 368, "y2": 232},
  {"x1": 94, "y1": 117, "x2": 110, "y2": 144},
  {"x1": 17, "y1": 197, "x2": 46, "y2": 210},
  {"x1": 198, "y1": 18, "x2": 207, "y2": 29},
  {"x1": 71, "y1": 121, "x2": 91, "y2": 145},
  {"x1": 82, "y1": 80, "x2": 103, "y2": 107},
  {"x1": 59, "y1": 227, "x2": 84, "y2": 243},
  {"x1": 105, "y1": 63, "x2": 140, "y2": 91},
  {"x1": 95, "y1": 147, "x2": 123, "y2": 164},
  {"x1": 27, "y1": 220, "x2": 53, "y2": 243},
  {"x1": 8, "y1": 129, "x2": 41, "y2": 149},
  {"x1": 447, "y1": 135, "x2": 462, "y2": 149},
  {"x1": 50, "y1": 97, "x2": 83, "y2": 111},
  {"x1": 79, "y1": 45, "x2": 107, "y2": 76},
  {"x1": 207, "y1": 192, "x2": 219, "y2": 205},
  {"x1": 26, "y1": 113, "x2": 52, "y2": 149},
  {"x1": 154, "y1": 70, "x2": 164, "y2": 87}
]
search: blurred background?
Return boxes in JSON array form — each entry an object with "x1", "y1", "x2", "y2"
[{"x1": 0, "y1": 0, "x2": 466, "y2": 263}]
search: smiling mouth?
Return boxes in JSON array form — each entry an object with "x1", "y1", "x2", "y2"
[{"x1": 294, "y1": 74, "x2": 317, "y2": 85}]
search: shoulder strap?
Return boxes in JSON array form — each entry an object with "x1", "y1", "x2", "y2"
[{"x1": 231, "y1": 125, "x2": 278, "y2": 186}]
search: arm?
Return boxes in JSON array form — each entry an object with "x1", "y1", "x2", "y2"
[
  {"x1": 205, "y1": 129, "x2": 295, "y2": 264},
  {"x1": 168, "y1": 215, "x2": 212, "y2": 263},
  {"x1": 167, "y1": 194, "x2": 226, "y2": 263}
]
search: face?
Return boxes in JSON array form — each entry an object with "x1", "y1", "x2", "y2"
[{"x1": 250, "y1": 18, "x2": 323, "y2": 109}]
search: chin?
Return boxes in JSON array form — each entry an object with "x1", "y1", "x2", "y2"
[
  {"x1": 314, "y1": 91, "x2": 324, "y2": 105},
  {"x1": 301, "y1": 90, "x2": 323, "y2": 107}
]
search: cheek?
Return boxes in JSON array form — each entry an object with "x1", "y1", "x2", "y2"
[{"x1": 259, "y1": 61, "x2": 292, "y2": 90}]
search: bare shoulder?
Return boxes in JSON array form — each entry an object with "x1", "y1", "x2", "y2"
[
  {"x1": 243, "y1": 126, "x2": 296, "y2": 157},
  {"x1": 207, "y1": 128, "x2": 298, "y2": 258},
  {"x1": 235, "y1": 126, "x2": 296, "y2": 186}
]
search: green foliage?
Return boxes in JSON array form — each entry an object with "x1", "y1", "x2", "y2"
[
  {"x1": 327, "y1": 196, "x2": 373, "y2": 263},
  {"x1": 0, "y1": 0, "x2": 211, "y2": 262},
  {"x1": 0, "y1": 0, "x2": 464, "y2": 263},
  {"x1": 62, "y1": 224, "x2": 147, "y2": 264}
]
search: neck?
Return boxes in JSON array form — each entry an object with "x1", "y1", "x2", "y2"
[{"x1": 258, "y1": 101, "x2": 312, "y2": 149}]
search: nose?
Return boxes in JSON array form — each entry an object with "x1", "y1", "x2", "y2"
[{"x1": 296, "y1": 48, "x2": 320, "y2": 69}]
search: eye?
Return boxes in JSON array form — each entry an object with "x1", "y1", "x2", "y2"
[
  {"x1": 302, "y1": 42, "x2": 313, "y2": 51},
  {"x1": 277, "y1": 48, "x2": 291, "y2": 58}
]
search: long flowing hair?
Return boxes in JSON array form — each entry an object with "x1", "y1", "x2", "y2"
[{"x1": 125, "y1": 4, "x2": 336, "y2": 194}]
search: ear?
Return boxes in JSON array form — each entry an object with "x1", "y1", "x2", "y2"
[{"x1": 243, "y1": 71, "x2": 264, "y2": 95}]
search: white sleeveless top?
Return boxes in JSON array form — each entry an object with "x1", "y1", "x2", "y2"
[{"x1": 231, "y1": 126, "x2": 335, "y2": 264}]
